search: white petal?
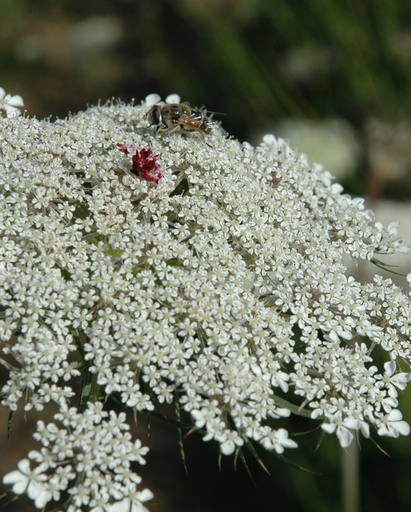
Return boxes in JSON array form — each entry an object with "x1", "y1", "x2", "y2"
[
  {"x1": 388, "y1": 409, "x2": 403, "y2": 421},
  {"x1": 359, "y1": 421, "x2": 370, "y2": 438},
  {"x1": 191, "y1": 410, "x2": 205, "y2": 428},
  {"x1": 144, "y1": 93, "x2": 161, "y2": 106},
  {"x1": 7, "y1": 94, "x2": 24, "y2": 107},
  {"x1": 165, "y1": 93, "x2": 181, "y2": 104},
  {"x1": 27, "y1": 481, "x2": 50, "y2": 508},
  {"x1": 220, "y1": 439, "x2": 235, "y2": 455},
  {"x1": 3, "y1": 471, "x2": 28, "y2": 494},
  {"x1": 3, "y1": 470, "x2": 23, "y2": 486},
  {"x1": 4, "y1": 105, "x2": 21, "y2": 118},
  {"x1": 311, "y1": 409, "x2": 323, "y2": 419},
  {"x1": 337, "y1": 427, "x2": 354, "y2": 448},
  {"x1": 17, "y1": 458, "x2": 31, "y2": 474},
  {"x1": 280, "y1": 437, "x2": 298, "y2": 449},
  {"x1": 338, "y1": 329, "x2": 353, "y2": 341},
  {"x1": 384, "y1": 360, "x2": 396, "y2": 375},
  {"x1": 326, "y1": 330, "x2": 340, "y2": 343},
  {"x1": 343, "y1": 418, "x2": 360, "y2": 430},
  {"x1": 321, "y1": 423, "x2": 336, "y2": 434},
  {"x1": 276, "y1": 407, "x2": 291, "y2": 417},
  {"x1": 377, "y1": 425, "x2": 390, "y2": 437},
  {"x1": 105, "y1": 499, "x2": 130, "y2": 512},
  {"x1": 383, "y1": 396, "x2": 398, "y2": 408},
  {"x1": 392, "y1": 372, "x2": 411, "y2": 389},
  {"x1": 262, "y1": 134, "x2": 276, "y2": 144},
  {"x1": 137, "y1": 488, "x2": 154, "y2": 502},
  {"x1": 394, "y1": 420, "x2": 410, "y2": 436}
]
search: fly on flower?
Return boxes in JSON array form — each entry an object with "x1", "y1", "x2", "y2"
[{"x1": 146, "y1": 100, "x2": 226, "y2": 143}]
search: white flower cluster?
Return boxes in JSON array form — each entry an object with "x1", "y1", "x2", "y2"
[
  {"x1": 1, "y1": 92, "x2": 411, "y2": 511},
  {"x1": 3, "y1": 402, "x2": 152, "y2": 511}
]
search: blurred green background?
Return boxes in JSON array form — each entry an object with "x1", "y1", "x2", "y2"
[{"x1": 1, "y1": 0, "x2": 411, "y2": 511}]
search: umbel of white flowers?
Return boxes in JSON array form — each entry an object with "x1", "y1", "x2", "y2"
[{"x1": 1, "y1": 91, "x2": 411, "y2": 512}]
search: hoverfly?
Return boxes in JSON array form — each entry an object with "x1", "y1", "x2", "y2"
[{"x1": 147, "y1": 102, "x2": 223, "y2": 139}]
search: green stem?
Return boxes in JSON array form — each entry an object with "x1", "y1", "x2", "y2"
[{"x1": 342, "y1": 442, "x2": 360, "y2": 512}]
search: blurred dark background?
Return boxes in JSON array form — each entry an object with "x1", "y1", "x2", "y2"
[
  {"x1": 4, "y1": 0, "x2": 411, "y2": 198},
  {"x1": 1, "y1": 1, "x2": 411, "y2": 510}
]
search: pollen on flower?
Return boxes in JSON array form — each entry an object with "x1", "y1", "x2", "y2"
[{"x1": 117, "y1": 143, "x2": 163, "y2": 184}]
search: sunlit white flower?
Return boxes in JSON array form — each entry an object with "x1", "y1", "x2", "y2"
[
  {"x1": 105, "y1": 489, "x2": 154, "y2": 512},
  {"x1": 0, "y1": 86, "x2": 24, "y2": 117},
  {"x1": 260, "y1": 428, "x2": 298, "y2": 454},
  {"x1": 377, "y1": 409, "x2": 411, "y2": 437},
  {"x1": 321, "y1": 418, "x2": 363, "y2": 448},
  {"x1": 377, "y1": 360, "x2": 411, "y2": 397},
  {"x1": 215, "y1": 429, "x2": 244, "y2": 455},
  {"x1": 165, "y1": 93, "x2": 181, "y2": 104},
  {"x1": 2, "y1": 458, "x2": 50, "y2": 508},
  {"x1": 144, "y1": 93, "x2": 161, "y2": 106},
  {"x1": 1, "y1": 93, "x2": 411, "y2": 511}
]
